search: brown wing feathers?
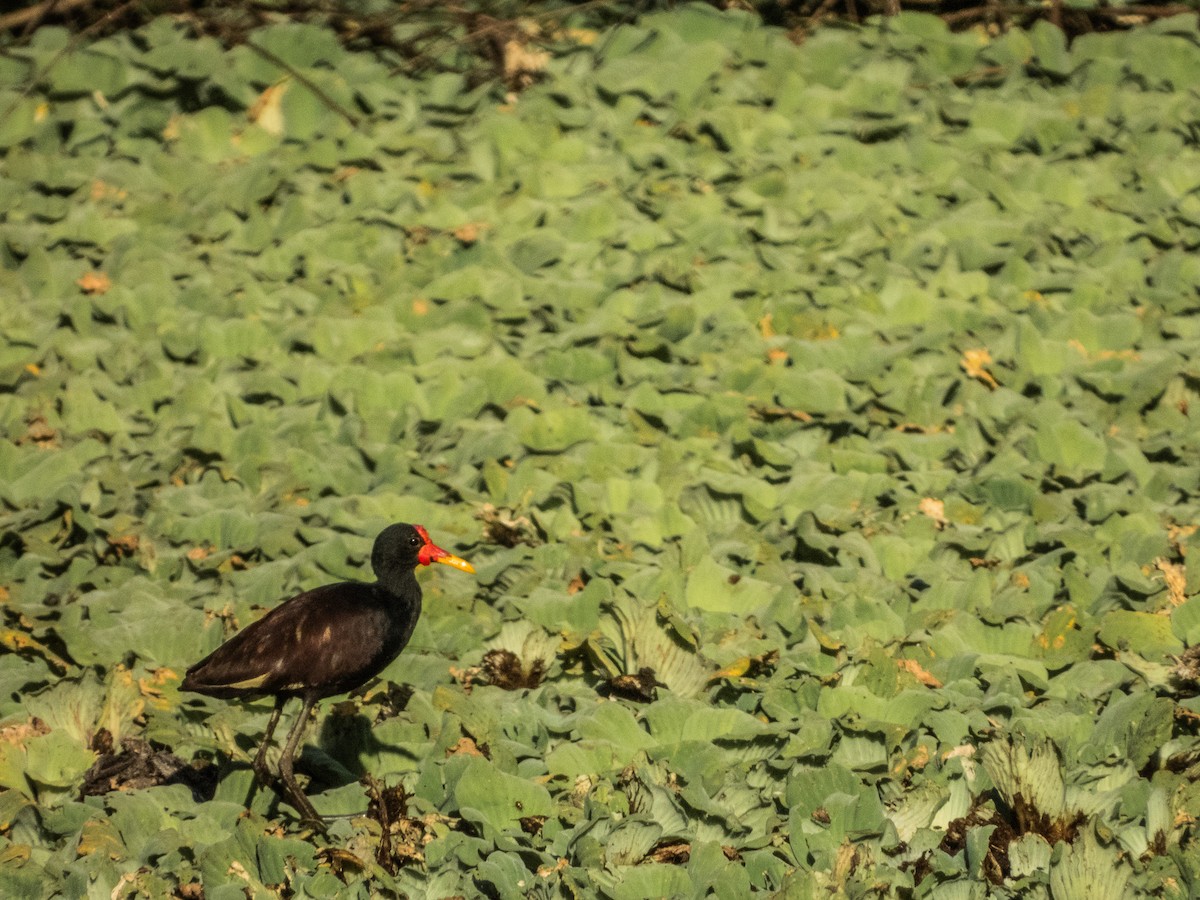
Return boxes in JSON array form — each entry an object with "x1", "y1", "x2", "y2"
[{"x1": 182, "y1": 585, "x2": 388, "y2": 699}]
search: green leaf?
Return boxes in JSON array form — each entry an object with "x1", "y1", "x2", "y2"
[
  {"x1": 1008, "y1": 832, "x2": 1053, "y2": 879},
  {"x1": 450, "y1": 756, "x2": 553, "y2": 832},
  {"x1": 1031, "y1": 414, "x2": 1107, "y2": 477},
  {"x1": 512, "y1": 406, "x2": 595, "y2": 453},
  {"x1": 1028, "y1": 20, "x2": 1072, "y2": 77},
  {"x1": 3, "y1": 440, "x2": 107, "y2": 504},
  {"x1": 1087, "y1": 691, "x2": 1173, "y2": 770},
  {"x1": 1049, "y1": 826, "x2": 1130, "y2": 900},
  {"x1": 644, "y1": 699, "x2": 771, "y2": 745},
  {"x1": 604, "y1": 863, "x2": 693, "y2": 900},
  {"x1": 979, "y1": 734, "x2": 1066, "y2": 821},
  {"x1": 1098, "y1": 610, "x2": 1183, "y2": 661},
  {"x1": 508, "y1": 234, "x2": 565, "y2": 274},
  {"x1": 685, "y1": 556, "x2": 778, "y2": 614},
  {"x1": 15, "y1": 729, "x2": 95, "y2": 798}
]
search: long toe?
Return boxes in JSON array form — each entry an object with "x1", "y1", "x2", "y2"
[{"x1": 283, "y1": 783, "x2": 324, "y2": 828}]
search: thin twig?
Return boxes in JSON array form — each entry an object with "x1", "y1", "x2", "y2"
[
  {"x1": 0, "y1": 0, "x2": 137, "y2": 123},
  {"x1": 0, "y1": 0, "x2": 92, "y2": 34},
  {"x1": 941, "y1": 1, "x2": 1196, "y2": 25},
  {"x1": 243, "y1": 37, "x2": 361, "y2": 129}
]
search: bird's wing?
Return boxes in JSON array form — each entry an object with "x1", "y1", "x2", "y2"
[{"x1": 182, "y1": 583, "x2": 393, "y2": 699}]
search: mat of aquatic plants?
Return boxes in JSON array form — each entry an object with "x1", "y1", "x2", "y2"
[{"x1": 2, "y1": 6, "x2": 1200, "y2": 897}]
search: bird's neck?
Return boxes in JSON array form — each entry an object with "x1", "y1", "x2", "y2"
[
  {"x1": 374, "y1": 568, "x2": 423, "y2": 648},
  {"x1": 375, "y1": 565, "x2": 420, "y2": 600}
]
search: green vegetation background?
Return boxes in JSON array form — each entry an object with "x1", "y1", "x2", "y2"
[{"x1": 2, "y1": 4, "x2": 1200, "y2": 897}]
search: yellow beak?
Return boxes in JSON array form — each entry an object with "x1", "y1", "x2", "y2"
[{"x1": 434, "y1": 553, "x2": 475, "y2": 574}]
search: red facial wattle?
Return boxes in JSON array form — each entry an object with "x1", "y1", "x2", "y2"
[{"x1": 414, "y1": 523, "x2": 475, "y2": 573}]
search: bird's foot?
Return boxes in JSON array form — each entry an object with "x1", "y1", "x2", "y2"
[
  {"x1": 278, "y1": 776, "x2": 326, "y2": 832},
  {"x1": 297, "y1": 812, "x2": 329, "y2": 835}
]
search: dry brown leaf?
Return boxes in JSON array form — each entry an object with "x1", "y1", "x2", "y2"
[
  {"x1": 1155, "y1": 557, "x2": 1187, "y2": 607},
  {"x1": 452, "y1": 222, "x2": 488, "y2": 245},
  {"x1": 17, "y1": 414, "x2": 58, "y2": 449},
  {"x1": 892, "y1": 743, "x2": 933, "y2": 775},
  {"x1": 77, "y1": 271, "x2": 112, "y2": 295},
  {"x1": 897, "y1": 658, "x2": 943, "y2": 689},
  {"x1": 106, "y1": 534, "x2": 139, "y2": 557},
  {"x1": 0, "y1": 717, "x2": 49, "y2": 746},
  {"x1": 446, "y1": 737, "x2": 486, "y2": 758},
  {"x1": 832, "y1": 841, "x2": 858, "y2": 882},
  {"x1": 476, "y1": 502, "x2": 536, "y2": 547},
  {"x1": 749, "y1": 403, "x2": 813, "y2": 423},
  {"x1": 538, "y1": 858, "x2": 570, "y2": 878},
  {"x1": 90, "y1": 180, "x2": 128, "y2": 203},
  {"x1": 503, "y1": 39, "x2": 550, "y2": 81},
  {"x1": 647, "y1": 841, "x2": 691, "y2": 864},
  {"x1": 919, "y1": 497, "x2": 947, "y2": 528},
  {"x1": 1168, "y1": 523, "x2": 1199, "y2": 556}
]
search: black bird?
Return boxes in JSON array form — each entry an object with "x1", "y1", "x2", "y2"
[{"x1": 182, "y1": 523, "x2": 474, "y2": 825}]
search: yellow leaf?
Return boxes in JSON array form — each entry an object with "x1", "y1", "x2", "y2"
[
  {"x1": 100, "y1": 666, "x2": 145, "y2": 742},
  {"x1": 504, "y1": 40, "x2": 550, "y2": 80},
  {"x1": 0, "y1": 629, "x2": 70, "y2": 673},
  {"x1": 248, "y1": 80, "x2": 288, "y2": 136},
  {"x1": 562, "y1": 28, "x2": 597, "y2": 46},
  {"x1": 960, "y1": 348, "x2": 999, "y2": 389},
  {"x1": 807, "y1": 323, "x2": 840, "y2": 341},
  {"x1": 809, "y1": 621, "x2": 842, "y2": 651},
  {"x1": 1156, "y1": 558, "x2": 1187, "y2": 607},
  {"x1": 76, "y1": 819, "x2": 124, "y2": 860},
  {"x1": 918, "y1": 497, "x2": 947, "y2": 528},
  {"x1": 0, "y1": 843, "x2": 31, "y2": 865},
  {"x1": 713, "y1": 657, "x2": 751, "y2": 679}
]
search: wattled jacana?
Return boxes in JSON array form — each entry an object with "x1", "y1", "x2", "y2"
[{"x1": 182, "y1": 523, "x2": 474, "y2": 825}]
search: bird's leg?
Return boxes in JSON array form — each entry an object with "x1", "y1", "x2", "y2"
[
  {"x1": 277, "y1": 694, "x2": 324, "y2": 828},
  {"x1": 253, "y1": 697, "x2": 287, "y2": 786}
]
